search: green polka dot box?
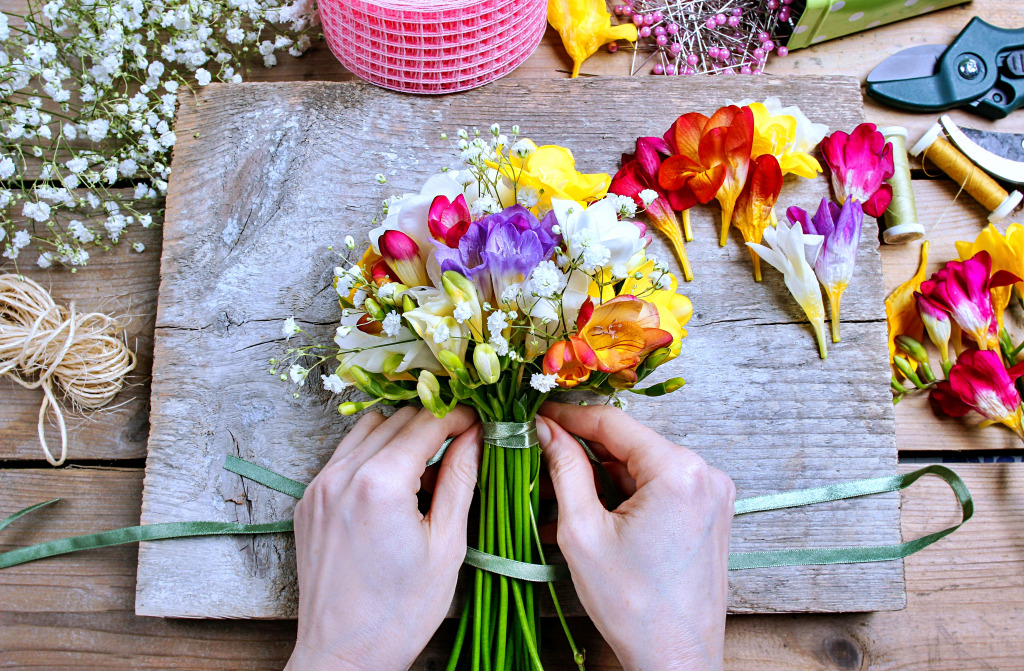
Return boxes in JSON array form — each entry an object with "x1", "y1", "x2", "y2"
[{"x1": 786, "y1": 0, "x2": 970, "y2": 50}]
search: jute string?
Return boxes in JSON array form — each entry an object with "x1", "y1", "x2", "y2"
[{"x1": 0, "y1": 274, "x2": 136, "y2": 465}]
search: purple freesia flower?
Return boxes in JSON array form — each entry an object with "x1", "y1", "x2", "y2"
[
  {"x1": 435, "y1": 205, "x2": 559, "y2": 302},
  {"x1": 787, "y1": 197, "x2": 863, "y2": 342}
]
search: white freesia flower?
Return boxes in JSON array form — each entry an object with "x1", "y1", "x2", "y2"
[
  {"x1": 552, "y1": 197, "x2": 646, "y2": 274},
  {"x1": 401, "y1": 287, "x2": 469, "y2": 366},
  {"x1": 334, "y1": 310, "x2": 441, "y2": 380},
  {"x1": 746, "y1": 220, "x2": 829, "y2": 358}
]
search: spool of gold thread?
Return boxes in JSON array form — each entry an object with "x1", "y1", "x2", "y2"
[
  {"x1": 910, "y1": 122, "x2": 1023, "y2": 223},
  {"x1": 878, "y1": 126, "x2": 924, "y2": 244}
]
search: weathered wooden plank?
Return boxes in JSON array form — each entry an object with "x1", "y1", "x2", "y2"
[
  {"x1": 135, "y1": 77, "x2": 902, "y2": 618},
  {"x1": 0, "y1": 195, "x2": 162, "y2": 462},
  {"x1": 1, "y1": 463, "x2": 1018, "y2": 669}
]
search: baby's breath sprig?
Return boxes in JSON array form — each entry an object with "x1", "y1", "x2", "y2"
[{"x1": 0, "y1": 0, "x2": 319, "y2": 271}]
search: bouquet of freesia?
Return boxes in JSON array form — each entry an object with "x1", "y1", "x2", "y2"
[{"x1": 279, "y1": 124, "x2": 692, "y2": 668}]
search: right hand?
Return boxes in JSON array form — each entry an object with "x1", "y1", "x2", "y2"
[{"x1": 537, "y1": 403, "x2": 735, "y2": 671}]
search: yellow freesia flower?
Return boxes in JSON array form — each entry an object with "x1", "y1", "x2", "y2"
[
  {"x1": 590, "y1": 260, "x2": 692, "y2": 360},
  {"x1": 955, "y1": 223, "x2": 1024, "y2": 332},
  {"x1": 885, "y1": 241, "x2": 929, "y2": 372},
  {"x1": 548, "y1": 0, "x2": 638, "y2": 78},
  {"x1": 747, "y1": 102, "x2": 823, "y2": 179},
  {"x1": 490, "y1": 141, "x2": 610, "y2": 213}
]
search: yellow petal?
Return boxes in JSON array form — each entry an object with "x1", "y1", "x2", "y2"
[
  {"x1": 885, "y1": 241, "x2": 930, "y2": 370},
  {"x1": 548, "y1": 0, "x2": 638, "y2": 78}
]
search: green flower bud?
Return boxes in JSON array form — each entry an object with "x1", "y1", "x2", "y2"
[
  {"x1": 402, "y1": 294, "x2": 417, "y2": 313},
  {"x1": 417, "y1": 371, "x2": 449, "y2": 417},
  {"x1": 438, "y1": 349, "x2": 473, "y2": 385},
  {"x1": 473, "y1": 344, "x2": 500, "y2": 384},
  {"x1": 441, "y1": 271, "x2": 483, "y2": 338},
  {"x1": 339, "y1": 399, "x2": 379, "y2": 415},
  {"x1": 895, "y1": 335, "x2": 929, "y2": 364},
  {"x1": 349, "y1": 366, "x2": 385, "y2": 397},
  {"x1": 364, "y1": 297, "x2": 385, "y2": 321},
  {"x1": 381, "y1": 352, "x2": 406, "y2": 377},
  {"x1": 893, "y1": 356, "x2": 925, "y2": 389},
  {"x1": 644, "y1": 347, "x2": 672, "y2": 370}
]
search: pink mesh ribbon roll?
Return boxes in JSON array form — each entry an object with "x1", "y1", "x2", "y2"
[{"x1": 319, "y1": 0, "x2": 547, "y2": 93}]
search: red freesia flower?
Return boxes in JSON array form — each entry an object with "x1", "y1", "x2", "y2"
[
  {"x1": 732, "y1": 153, "x2": 783, "y2": 281},
  {"x1": 610, "y1": 136, "x2": 692, "y2": 280},
  {"x1": 819, "y1": 123, "x2": 894, "y2": 218},
  {"x1": 930, "y1": 348, "x2": 1024, "y2": 442},
  {"x1": 658, "y1": 105, "x2": 754, "y2": 247},
  {"x1": 427, "y1": 194, "x2": 471, "y2": 248},
  {"x1": 918, "y1": 251, "x2": 1020, "y2": 351}
]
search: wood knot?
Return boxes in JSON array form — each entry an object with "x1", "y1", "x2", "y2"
[{"x1": 824, "y1": 636, "x2": 862, "y2": 669}]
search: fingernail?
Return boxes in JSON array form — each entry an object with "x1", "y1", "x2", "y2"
[{"x1": 535, "y1": 417, "x2": 551, "y2": 446}]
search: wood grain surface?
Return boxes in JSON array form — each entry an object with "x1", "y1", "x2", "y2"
[
  {"x1": 133, "y1": 76, "x2": 906, "y2": 619},
  {"x1": 1, "y1": 0, "x2": 1023, "y2": 666}
]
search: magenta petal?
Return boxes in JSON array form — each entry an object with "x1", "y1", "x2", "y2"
[
  {"x1": 635, "y1": 137, "x2": 666, "y2": 185},
  {"x1": 862, "y1": 184, "x2": 891, "y2": 218},
  {"x1": 379, "y1": 229, "x2": 421, "y2": 262}
]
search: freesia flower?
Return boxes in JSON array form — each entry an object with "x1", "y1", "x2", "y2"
[
  {"x1": 551, "y1": 197, "x2": 646, "y2": 276},
  {"x1": 732, "y1": 154, "x2": 783, "y2": 281},
  {"x1": 659, "y1": 106, "x2": 754, "y2": 247},
  {"x1": 577, "y1": 295, "x2": 673, "y2": 385},
  {"x1": 490, "y1": 141, "x2": 610, "y2": 213},
  {"x1": 379, "y1": 229, "x2": 429, "y2": 287},
  {"x1": 427, "y1": 194, "x2": 471, "y2": 248},
  {"x1": 915, "y1": 293, "x2": 953, "y2": 364},
  {"x1": 733, "y1": 97, "x2": 826, "y2": 179},
  {"x1": 402, "y1": 287, "x2": 470, "y2": 365},
  {"x1": 954, "y1": 223, "x2": 1024, "y2": 332},
  {"x1": 788, "y1": 198, "x2": 864, "y2": 342},
  {"x1": 919, "y1": 251, "x2": 1020, "y2": 351},
  {"x1": 886, "y1": 241, "x2": 929, "y2": 371},
  {"x1": 746, "y1": 219, "x2": 828, "y2": 358},
  {"x1": 610, "y1": 136, "x2": 693, "y2": 280},
  {"x1": 930, "y1": 349, "x2": 1024, "y2": 442},
  {"x1": 334, "y1": 310, "x2": 442, "y2": 380},
  {"x1": 369, "y1": 173, "x2": 470, "y2": 268},
  {"x1": 820, "y1": 123, "x2": 894, "y2": 218},
  {"x1": 542, "y1": 335, "x2": 597, "y2": 388}
]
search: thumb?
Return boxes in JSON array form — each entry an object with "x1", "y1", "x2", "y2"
[
  {"x1": 428, "y1": 424, "x2": 482, "y2": 544},
  {"x1": 537, "y1": 416, "x2": 602, "y2": 522}
]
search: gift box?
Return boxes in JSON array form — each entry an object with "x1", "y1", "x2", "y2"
[{"x1": 785, "y1": 0, "x2": 971, "y2": 50}]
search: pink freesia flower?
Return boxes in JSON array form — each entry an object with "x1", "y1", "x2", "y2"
[
  {"x1": 915, "y1": 293, "x2": 952, "y2": 363},
  {"x1": 819, "y1": 123, "x2": 894, "y2": 218},
  {"x1": 918, "y1": 251, "x2": 1020, "y2": 351},
  {"x1": 427, "y1": 194, "x2": 471, "y2": 248},
  {"x1": 378, "y1": 229, "x2": 429, "y2": 287},
  {"x1": 930, "y1": 348, "x2": 1024, "y2": 442}
]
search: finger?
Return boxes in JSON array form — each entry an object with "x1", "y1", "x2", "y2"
[
  {"x1": 540, "y1": 402, "x2": 680, "y2": 484},
  {"x1": 427, "y1": 424, "x2": 482, "y2": 541},
  {"x1": 323, "y1": 410, "x2": 387, "y2": 470},
  {"x1": 537, "y1": 416, "x2": 602, "y2": 522},
  {"x1": 375, "y1": 406, "x2": 478, "y2": 484},
  {"x1": 344, "y1": 405, "x2": 420, "y2": 465}
]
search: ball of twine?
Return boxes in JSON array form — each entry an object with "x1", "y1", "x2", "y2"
[{"x1": 0, "y1": 274, "x2": 136, "y2": 466}]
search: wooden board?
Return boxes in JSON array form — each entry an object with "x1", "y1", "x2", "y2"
[
  {"x1": 135, "y1": 76, "x2": 903, "y2": 618},
  {"x1": 4, "y1": 463, "x2": 1018, "y2": 668}
]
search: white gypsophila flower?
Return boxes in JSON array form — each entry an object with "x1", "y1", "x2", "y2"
[
  {"x1": 487, "y1": 310, "x2": 508, "y2": 338},
  {"x1": 527, "y1": 260, "x2": 564, "y2": 298},
  {"x1": 432, "y1": 321, "x2": 451, "y2": 344},
  {"x1": 516, "y1": 186, "x2": 539, "y2": 209},
  {"x1": 470, "y1": 196, "x2": 500, "y2": 218},
  {"x1": 139, "y1": 214, "x2": 153, "y2": 228},
  {"x1": 490, "y1": 334, "x2": 509, "y2": 356},
  {"x1": 132, "y1": 242, "x2": 145, "y2": 253},
  {"x1": 13, "y1": 230, "x2": 31, "y2": 249},
  {"x1": 68, "y1": 220, "x2": 94, "y2": 243},
  {"x1": 36, "y1": 252, "x2": 52, "y2": 268},
  {"x1": 500, "y1": 283, "x2": 522, "y2": 305},
  {"x1": 639, "y1": 189, "x2": 659, "y2": 206},
  {"x1": 23, "y1": 201, "x2": 51, "y2": 222},
  {"x1": 530, "y1": 373, "x2": 558, "y2": 393},
  {"x1": 344, "y1": 235, "x2": 355, "y2": 249},
  {"x1": 453, "y1": 302, "x2": 473, "y2": 323},
  {"x1": 288, "y1": 364, "x2": 308, "y2": 386},
  {"x1": 0, "y1": 156, "x2": 14, "y2": 180},
  {"x1": 282, "y1": 316, "x2": 300, "y2": 339},
  {"x1": 612, "y1": 194, "x2": 637, "y2": 218},
  {"x1": 382, "y1": 311, "x2": 402, "y2": 337},
  {"x1": 65, "y1": 156, "x2": 88, "y2": 174},
  {"x1": 511, "y1": 139, "x2": 534, "y2": 158},
  {"x1": 322, "y1": 373, "x2": 349, "y2": 394},
  {"x1": 195, "y1": 68, "x2": 212, "y2": 86},
  {"x1": 377, "y1": 282, "x2": 397, "y2": 299},
  {"x1": 86, "y1": 119, "x2": 109, "y2": 142}
]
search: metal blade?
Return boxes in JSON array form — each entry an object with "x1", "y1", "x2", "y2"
[
  {"x1": 866, "y1": 44, "x2": 945, "y2": 83},
  {"x1": 940, "y1": 115, "x2": 1024, "y2": 185},
  {"x1": 960, "y1": 127, "x2": 1024, "y2": 163}
]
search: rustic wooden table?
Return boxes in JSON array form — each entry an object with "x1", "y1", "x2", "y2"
[{"x1": 2, "y1": 1, "x2": 1023, "y2": 668}]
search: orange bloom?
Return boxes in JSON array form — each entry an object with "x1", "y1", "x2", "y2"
[
  {"x1": 542, "y1": 336, "x2": 597, "y2": 388},
  {"x1": 733, "y1": 153, "x2": 783, "y2": 282},
  {"x1": 577, "y1": 295, "x2": 673, "y2": 384},
  {"x1": 658, "y1": 106, "x2": 755, "y2": 247}
]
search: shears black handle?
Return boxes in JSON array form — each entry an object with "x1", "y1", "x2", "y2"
[{"x1": 868, "y1": 18, "x2": 1024, "y2": 119}]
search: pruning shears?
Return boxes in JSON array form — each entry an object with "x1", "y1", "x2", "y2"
[{"x1": 866, "y1": 17, "x2": 1024, "y2": 120}]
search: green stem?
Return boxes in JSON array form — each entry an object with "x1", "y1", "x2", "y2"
[
  {"x1": 528, "y1": 506, "x2": 585, "y2": 671},
  {"x1": 495, "y1": 447, "x2": 509, "y2": 671},
  {"x1": 447, "y1": 599, "x2": 471, "y2": 671}
]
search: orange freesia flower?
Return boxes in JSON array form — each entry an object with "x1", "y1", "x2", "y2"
[
  {"x1": 542, "y1": 335, "x2": 596, "y2": 388},
  {"x1": 577, "y1": 295, "x2": 673, "y2": 384},
  {"x1": 658, "y1": 106, "x2": 754, "y2": 247},
  {"x1": 885, "y1": 241, "x2": 930, "y2": 373},
  {"x1": 732, "y1": 154, "x2": 783, "y2": 282}
]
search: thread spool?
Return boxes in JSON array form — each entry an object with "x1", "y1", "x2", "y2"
[
  {"x1": 878, "y1": 126, "x2": 924, "y2": 244},
  {"x1": 910, "y1": 122, "x2": 1023, "y2": 223}
]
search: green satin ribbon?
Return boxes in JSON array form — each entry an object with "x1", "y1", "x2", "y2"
[
  {"x1": 0, "y1": 453, "x2": 971, "y2": 583},
  {"x1": 427, "y1": 420, "x2": 538, "y2": 467}
]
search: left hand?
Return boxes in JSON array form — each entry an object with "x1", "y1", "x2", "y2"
[{"x1": 285, "y1": 406, "x2": 481, "y2": 671}]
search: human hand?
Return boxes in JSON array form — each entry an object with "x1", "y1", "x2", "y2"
[
  {"x1": 285, "y1": 406, "x2": 480, "y2": 671},
  {"x1": 537, "y1": 403, "x2": 735, "y2": 671}
]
